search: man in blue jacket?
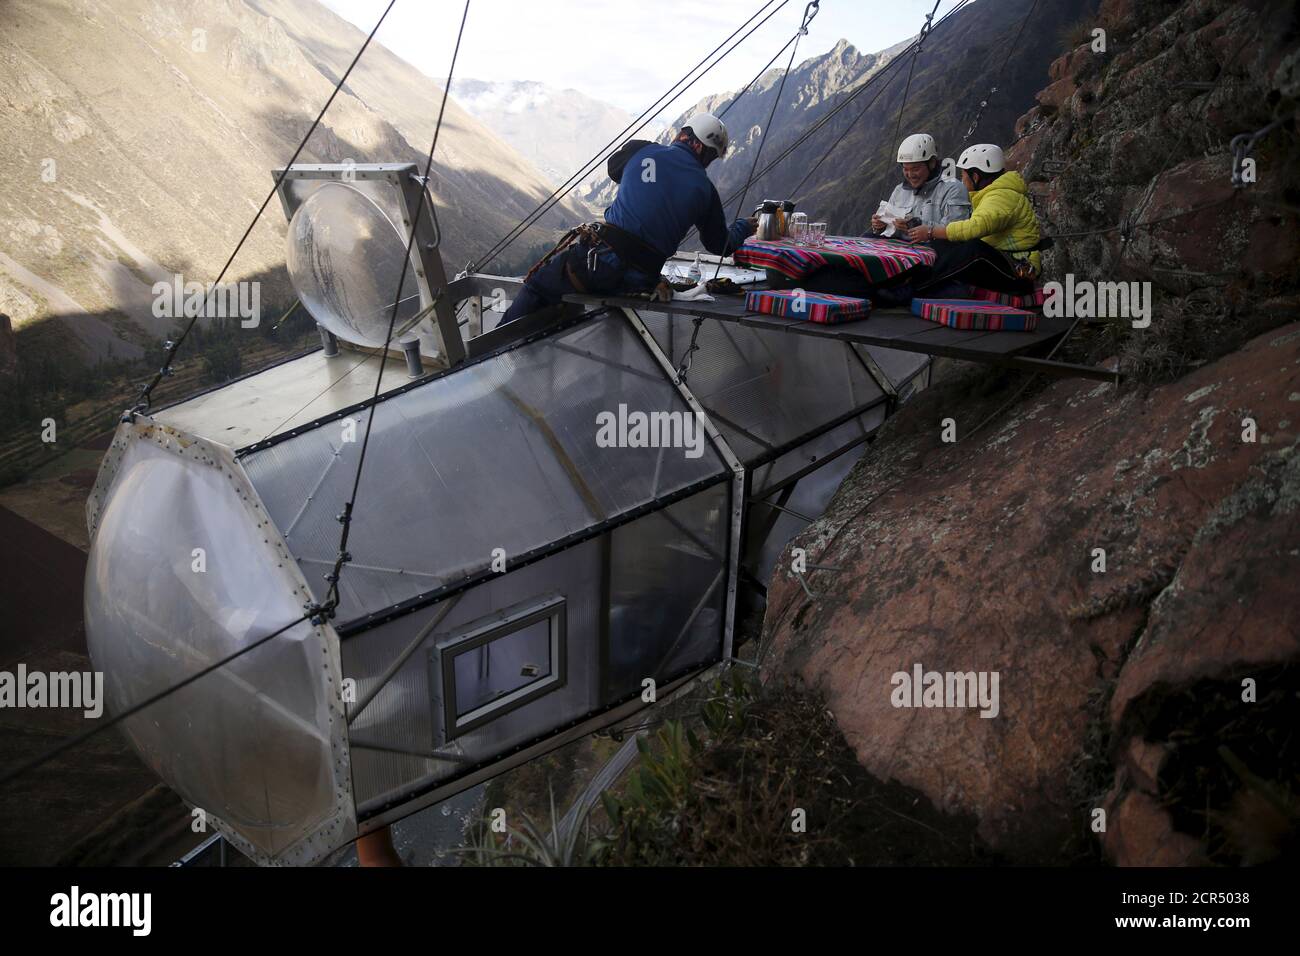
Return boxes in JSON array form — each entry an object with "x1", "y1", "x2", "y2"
[{"x1": 501, "y1": 112, "x2": 755, "y2": 324}]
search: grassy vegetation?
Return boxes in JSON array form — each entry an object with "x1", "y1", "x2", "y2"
[
  {"x1": 1058, "y1": 14, "x2": 1098, "y2": 53},
  {"x1": 465, "y1": 668, "x2": 996, "y2": 866}
]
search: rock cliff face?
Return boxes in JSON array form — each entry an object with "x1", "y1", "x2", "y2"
[
  {"x1": 762, "y1": 0, "x2": 1300, "y2": 865},
  {"x1": 1012, "y1": 0, "x2": 1300, "y2": 377}
]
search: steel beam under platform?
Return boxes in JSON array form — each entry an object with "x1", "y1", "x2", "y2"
[{"x1": 562, "y1": 292, "x2": 1117, "y2": 383}]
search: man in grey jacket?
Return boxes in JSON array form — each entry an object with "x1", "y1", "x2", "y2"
[{"x1": 870, "y1": 133, "x2": 970, "y2": 235}]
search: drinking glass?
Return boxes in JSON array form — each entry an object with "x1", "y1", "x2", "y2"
[
  {"x1": 810, "y1": 222, "x2": 828, "y2": 247},
  {"x1": 789, "y1": 212, "x2": 808, "y2": 245}
]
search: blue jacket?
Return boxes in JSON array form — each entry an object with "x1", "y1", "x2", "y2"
[{"x1": 605, "y1": 140, "x2": 750, "y2": 259}]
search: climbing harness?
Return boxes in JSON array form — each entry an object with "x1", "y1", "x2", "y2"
[{"x1": 522, "y1": 223, "x2": 602, "y2": 283}]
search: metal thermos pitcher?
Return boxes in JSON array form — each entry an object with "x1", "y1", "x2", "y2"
[{"x1": 754, "y1": 199, "x2": 797, "y2": 240}]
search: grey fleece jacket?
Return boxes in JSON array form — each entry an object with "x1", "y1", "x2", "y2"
[{"x1": 876, "y1": 174, "x2": 971, "y2": 231}]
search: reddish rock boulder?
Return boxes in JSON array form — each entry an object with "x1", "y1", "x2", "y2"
[
  {"x1": 1038, "y1": 43, "x2": 1095, "y2": 111},
  {"x1": 761, "y1": 324, "x2": 1300, "y2": 862},
  {"x1": 1104, "y1": 791, "x2": 1206, "y2": 866}
]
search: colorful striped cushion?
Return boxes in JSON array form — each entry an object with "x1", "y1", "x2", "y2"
[
  {"x1": 966, "y1": 284, "x2": 1048, "y2": 309},
  {"x1": 734, "y1": 236, "x2": 936, "y2": 283},
  {"x1": 911, "y1": 298, "x2": 1039, "y2": 332},
  {"x1": 745, "y1": 289, "x2": 871, "y2": 324}
]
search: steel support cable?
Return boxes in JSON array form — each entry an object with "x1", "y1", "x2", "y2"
[
  {"x1": 711, "y1": 0, "x2": 820, "y2": 281},
  {"x1": 1028, "y1": 32, "x2": 1259, "y2": 246},
  {"x1": 1019, "y1": 29, "x2": 1259, "y2": 179},
  {"x1": 471, "y1": 0, "x2": 792, "y2": 272},
  {"x1": 788, "y1": 65, "x2": 904, "y2": 202},
  {"x1": 0, "y1": 0, "x2": 477, "y2": 796},
  {"x1": 1014, "y1": 36, "x2": 1258, "y2": 246},
  {"x1": 789, "y1": 0, "x2": 951, "y2": 204},
  {"x1": 1120, "y1": 30, "x2": 1258, "y2": 260},
  {"x1": 0, "y1": 612, "x2": 313, "y2": 789},
  {"x1": 683, "y1": 0, "x2": 906, "y2": 247},
  {"x1": 718, "y1": 31, "x2": 801, "y2": 121},
  {"x1": 890, "y1": 1, "x2": 940, "y2": 150},
  {"x1": 889, "y1": 48, "x2": 922, "y2": 150},
  {"x1": 319, "y1": 0, "x2": 472, "y2": 621},
  {"x1": 473, "y1": 0, "x2": 791, "y2": 273},
  {"x1": 133, "y1": 0, "x2": 397, "y2": 411},
  {"x1": 1041, "y1": 162, "x2": 1246, "y2": 242},
  {"x1": 960, "y1": 0, "x2": 1040, "y2": 145},
  {"x1": 690, "y1": 0, "x2": 974, "y2": 246},
  {"x1": 700, "y1": 0, "x2": 1240, "y2": 256},
  {"x1": 252, "y1": 348, "x2": 380, "y2": 447}
]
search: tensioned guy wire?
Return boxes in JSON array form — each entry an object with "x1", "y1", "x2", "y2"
[
  {"x1": 319, "y1": 0, "x2": 472, "y2": 622},
  {"x1": 711, "y1": 0, "x2": 820, "y2": 282},
  {"x1": 0, "y1": 0, "x2": 474, "y2": 793},
  {"x1": 472, "y1": 0, "x2": 793, "y2": 272},
  {"x1": 683, "y1": 0, "x2": 974, "y2": 248},
  {"x1": 134, "y1": 0, "x2": 398, "y2": 411}
]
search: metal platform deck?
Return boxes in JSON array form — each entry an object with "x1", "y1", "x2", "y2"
[{"x1": 564, "y1": 291, "x2": 1117, "y2": 382}]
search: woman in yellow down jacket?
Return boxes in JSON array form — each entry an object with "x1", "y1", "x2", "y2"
[{"x1": 903, "y1": 143, "x2": 1042, "y2": 297}]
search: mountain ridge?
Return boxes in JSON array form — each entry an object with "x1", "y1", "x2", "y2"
[
  {"x1": 456, "y1": 77, "x2": 664, "y2": 197},
  {"x1": 582, "y1": 0, "x2": 1097, "y2": 236},
  {"x1": 0, "y1": 0, "x2": 583, "y2": 361}
]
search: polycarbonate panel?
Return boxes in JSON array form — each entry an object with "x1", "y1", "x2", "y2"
[
  {"x1": 280, "y1": 176, "x2": 414, "y2": 248},
  {"x1": 344, "y1": 539, "x2": 602, "y2": 811},
  {"x1": 751, "y1": 405, "x2": 887, "y2": 497},
  {"x1": 638, "y1": 311, "x2": 884, "y2": 464},
  {"x1": 278, "y1": 173, "x2": 450, "y2": 359},
  {"x1": 286, "y1": 183, "x2": 423, "y2": 348},
  {"x1": 746, "y1": 426, "x2": 875, "y2": 582},
  {"x1": 744, "y1": 407, "x2": 888, "y2": 582},
  {"x1": 607, "y1": 484, "x2": 728, "y2": 700},
  {"x1": 242, "y1": 315, "x2": 728, "y2": 625},
  {"x1": 83, "y1": 423, "x2": 353, "y2": 865}
]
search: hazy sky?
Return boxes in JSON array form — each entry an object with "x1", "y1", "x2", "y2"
[{"x1": 319, "y1": 0, "x2": 947, "y2": 115}]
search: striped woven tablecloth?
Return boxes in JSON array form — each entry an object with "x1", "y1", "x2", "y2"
[{"x1": 733, "y1": 235, "x2": 936, "y2": 283}]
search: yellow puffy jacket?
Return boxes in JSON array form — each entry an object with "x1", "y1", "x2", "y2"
[{"x1": 944, "y1": 171, "x2": 1041, "y2": 276}]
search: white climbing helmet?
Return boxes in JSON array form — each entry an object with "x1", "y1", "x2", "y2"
[
  {"x1": 683, "y1": 112, "x2": 729, "y2": 155},
  {"x1": 897, "y1": 133, "x2": 937, "y2": 163},
  {"x1": 956, "y1": 143, "x2": 1006, "y2": 173}
]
